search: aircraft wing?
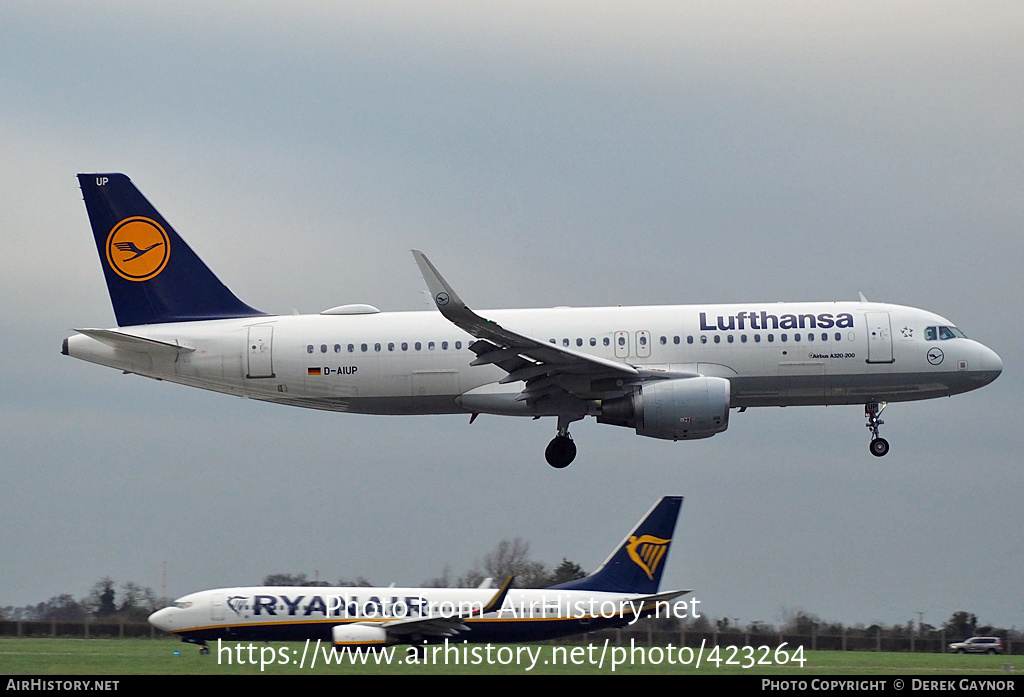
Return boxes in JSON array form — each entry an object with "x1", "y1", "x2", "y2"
[
  {"x1": 413, "y1": 251, "x2": 690, "y2": 405},
  {"x1": 364, "y1": 576, "x2": 514, "y2": 640}
]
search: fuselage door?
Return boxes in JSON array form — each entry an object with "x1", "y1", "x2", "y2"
[
  {"x1": 865, "y1": 312, "x2": 894, "y2": 364},
  {"x1": 247, "y1": 325, "x2": 275, "y2": 378},
  {"x1": 614, "y1": 331, "x2": 630, "y2": 358},
  {"x1": 211, "y1": 594, "x2": 225, "y2": 621},
  {"x1": 635, "y1": 330, "x2": 651, "y2": 358}
]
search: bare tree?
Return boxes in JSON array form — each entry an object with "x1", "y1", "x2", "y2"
[{"x1": 421, "y1": 563, "x2": 454, "y2": 588}]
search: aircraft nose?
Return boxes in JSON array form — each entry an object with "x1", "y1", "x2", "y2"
[
  {"x1": 976, "y1": 344, "x2": 1002, "y2": 383},
  {"x1": 148, "y1": 607, "x2": 175, "y2": 631}
]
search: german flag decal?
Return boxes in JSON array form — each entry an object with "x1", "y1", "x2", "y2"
[{"x1": 307, "y1": 367, "x2": 322, "y2": 376}]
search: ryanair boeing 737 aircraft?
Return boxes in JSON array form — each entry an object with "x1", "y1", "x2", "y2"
[
  {"x1": 148, "y1": 497, "x2": 688, "y2": 653},
  {"x1": 64, "y1": 174, "x2": 1002, "y2": 467}
]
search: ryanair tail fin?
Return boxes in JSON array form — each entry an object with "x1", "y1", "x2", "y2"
[
  {"x1": 78, "y1": 173, "x2": 265, "y2": 326},
  {"x1": 548, "y1": 496, "x2": 682, "y2": 595}
]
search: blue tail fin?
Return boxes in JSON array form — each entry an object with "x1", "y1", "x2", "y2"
[
  {"x1": 549, "y1": 496, "x2": 683, "y2": 594},
  {"x1": 78, "y1": 173, "x2": 266, "y2": 326}
]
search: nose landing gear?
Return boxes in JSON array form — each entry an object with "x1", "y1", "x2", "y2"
[{"x1": 865, "y1": 401, "x2": 889, "y2": 457}]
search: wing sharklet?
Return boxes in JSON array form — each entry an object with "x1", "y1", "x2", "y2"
[
  {"x1": 481, "y1": 576, "x2": 514, "y2": 615},
  {"x1": 409, "y1": 249, "x2": 638, "y2": 403}
]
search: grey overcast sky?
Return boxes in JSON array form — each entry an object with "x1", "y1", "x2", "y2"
[{"x1": 1, "y1": 2, "x2": 1021, "y2": 631}]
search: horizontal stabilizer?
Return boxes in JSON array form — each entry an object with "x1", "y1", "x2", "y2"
[{"x1": 74, "y1": 328, "x2": 196, "y2": 355}]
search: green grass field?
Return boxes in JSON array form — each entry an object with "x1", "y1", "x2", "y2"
[{"x1": 0, "y1": 638, "x2": 1019, "y2": 675}]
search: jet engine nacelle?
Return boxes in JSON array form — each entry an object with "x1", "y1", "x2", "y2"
[
  {"x1": 332, "y1": 623, "x2": 389, "y2": 649},
  {"x1": 598, "y1": 376, "x2": 731, "y2": 440}
]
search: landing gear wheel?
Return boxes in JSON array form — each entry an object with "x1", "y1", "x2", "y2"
[
  {"x1": 865, "y1": 402, "x2": 889, "y2": 457},
  {"x1": 545, "y1": 435, "x2": 577, "y2": 468},
  {"x1": 199, "y1": 646, "x2": 210, "y2": 655},
  {"x1": 869, "y1": 438, "x2": 890, "y2": 457}
]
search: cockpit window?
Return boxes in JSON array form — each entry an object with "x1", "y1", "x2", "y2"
[
  {"x1": 173, "y1": 601, "x2": 192, "y2": 609},
  {"x1": 926, "y1": 325, "x2": 967, "y2": 341}
]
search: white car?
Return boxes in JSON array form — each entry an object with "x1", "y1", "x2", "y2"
[{"x1": 948, "y1": 637, "x2": 1004, "y2": 654}]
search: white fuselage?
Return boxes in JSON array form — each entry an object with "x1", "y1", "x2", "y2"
[
  {"x1": 148, "y1": 585, "x2": 693, "y2": 644},
  {"x1": 65, "y1": 301, "x2": 1002, "y2": 417}
]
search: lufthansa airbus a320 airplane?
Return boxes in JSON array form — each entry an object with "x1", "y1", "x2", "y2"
[{"x1": 64, "y1": 174, "x2": 1002, "y2": 467}]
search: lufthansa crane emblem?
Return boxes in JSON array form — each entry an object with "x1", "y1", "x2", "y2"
[
  {"x1": 927, "y1": 348, "x2": 944, "y2": 365},
  {"x1": 435, "y1": 292, "x2": 450, "y2": 306}
]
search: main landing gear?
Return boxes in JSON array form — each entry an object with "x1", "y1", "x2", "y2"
[
  {"x1": 865, "y1": 401, "x2": 889, "y2": 457},
  {"x1": 545, "y1": 414, "x2": 581, "y2": 468},
  {"x1": 545, "y1": 434, "x2": 576, "y2": 468}
]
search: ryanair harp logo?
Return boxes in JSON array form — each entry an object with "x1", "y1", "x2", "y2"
[
  {"x1": 626, "y1": 534, "x2": 671, "y2": 581},
  {"x1": 105, "y1": 217, "x2": 170, "y2": 282}
]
